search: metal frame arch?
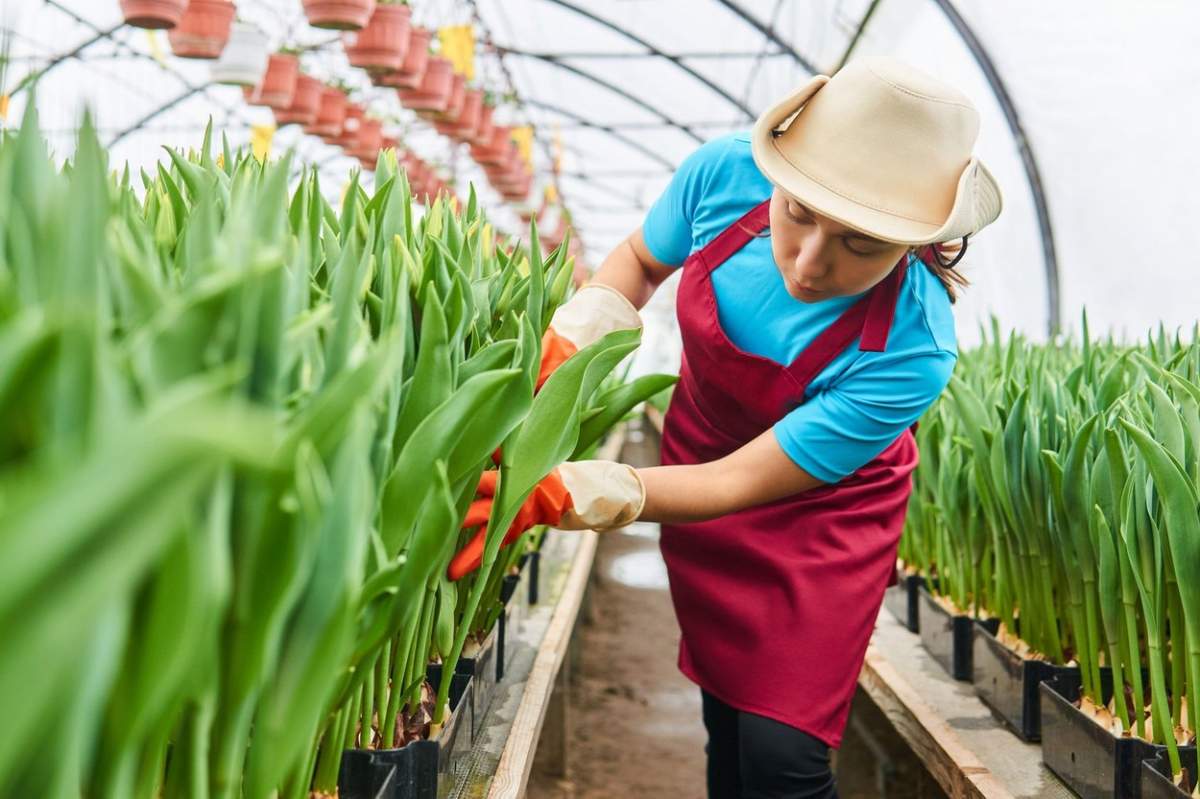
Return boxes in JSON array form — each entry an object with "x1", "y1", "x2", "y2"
[
  {"x1": 931, "y1": 0, "x2": 1061, "y2": 336},
  {"x1": 533, "y1": 0, "x2": 756, "y2": 120},
  {"x1": 711, "y1": 0, "x2": 820, "y2": 75},
  {"x1": 499, "y1": 51, "x2": 705, "y2": 144},
  {"x1": 522, "y1": 98, "x2": 679, "y2": 170}
]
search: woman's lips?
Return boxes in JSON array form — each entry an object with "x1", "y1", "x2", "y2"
[{"x1": 789, "y1": 281, "x2": 824, "y2": 299}]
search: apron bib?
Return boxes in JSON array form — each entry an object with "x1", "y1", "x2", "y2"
[{"x1": 659, "y1": 199, "x2": 919, "y2": 748}]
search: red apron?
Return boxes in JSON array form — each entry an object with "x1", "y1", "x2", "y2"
[{"x1": 659, "y1": 199, "x2": 919, "y2": 748}]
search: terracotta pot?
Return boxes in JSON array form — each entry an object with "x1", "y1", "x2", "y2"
[
  {"x1": 333, "y1": 105, "x2": 365, "y2": 149},
  {"x1": 439, "y1": 75, "x2": 465, "y2": 120},
  {"x1": 397, "y1": 56, "x2": 451, "y2": 112},
  {"x1": 167, "y1": 0, "x2": 235, "y2": 59},
  {"x1": 390, "y1": 26, "x2": 431, "y2": 88},
  {"x1": 349, "y1": 118, "x2": 383, "y2": 161},
  {"x1": 256, "y1": 53, "x2": 300, "y2": 110},
  {"x1": 302, "y1": 0, "x2": 376, "y2": 31},
  {"x1": 274, "y1": 73, "x2": 322, "y2": 127},
  {"x1": 306, "y1": 87, "x2": 348, "y2": 138},
  {"x1": 500, "y1": 172, "x2": 532, "y2": 202},
  {"x1": 447, "y1": 89, "x2": 483, "y2": 141},
  {"x1": 471, "y1": 124, "x2": 511, "y2": 166},
  {"x1": 344, "y1": 3, "x2": 411, "y2": 72},
  {"x1": 470, "y1": 103, "x2": 495, "y2": 147},
  {"x1": 210, "y1": 21, "x2": 269, "y2": 85},
  {"x1": 381, "y1": 135, "x2": 399, "y2": 152},
  {"x1": 121, "y1": 0, "x2": 188, "y2": 29}
]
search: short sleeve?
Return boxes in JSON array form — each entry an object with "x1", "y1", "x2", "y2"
[
  {"x1": 641, "y1": 137, "x2": 731, "y2": 266},
  {"x1": 772, "y1": 349, "x2": 957, "y2": 482}
]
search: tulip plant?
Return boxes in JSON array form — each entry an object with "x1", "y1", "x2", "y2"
[
  {"x1": 0, "y1": 102, "x2": 671, "y2": 799},
  {"x1": 902, "y1": 318, "x2": 1199, "y2": 793}
]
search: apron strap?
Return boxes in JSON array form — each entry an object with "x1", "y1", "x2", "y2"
[
  {"x1": 785, "y1": 253, "x2": 910, "y2": 390},
  {"x1": 693, "y1": 199, "x2": 771, "y2": 273}
]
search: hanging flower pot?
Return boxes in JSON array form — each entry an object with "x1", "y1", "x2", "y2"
[
  {"x1": 302, "y1": 0, "x2": 376, "y2": 31},
  {"x1": 120, "y1": 0, "x2": 188, "y2": 29},
  {"x1": 305, "y1": 86, "x2": 348, "y2": 139},
  {"x1": 333, "y1": 104, "x2": 365, "y2": 149},
  {"x1": 273, "y1": 73, "x2": 322, "y2": 127},
  {"x1": 397, "y1": 56, "x2": 451, "y2": 113},
  {"x1": 167, "y1": 0, "x2": 236, "y2": 59},
  {"x1": 430, "y1": 75, "x2": 467, "y2": 134},
  {"x1": 470, "y1": 102, "x2": 495, "y2": 147},
  {"x1": 255, "y1": 53, "x2": 300, "y2": 110},
  {"x1": 349, "y1": 117, "x2": 383, "y2": 161},
  {"x1": 210, "y1": 21, "x2": 269, "y2": 85},
  {"x1": 447, "y1": 89, "x2": 483, "y2": 142},
  {"x1": 344, "y1": 3, "x2": 411, "y2": 72},
  {"x1": 391, "y1": 25, "x2": 429, "y2": 88},
  {"x1": 470, "y1": 124, "x2": 511, "y2": 167}
]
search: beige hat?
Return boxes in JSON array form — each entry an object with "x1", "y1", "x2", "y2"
[{"x1": 751, "y1": 56, "x2": 1002, "y2": 246}]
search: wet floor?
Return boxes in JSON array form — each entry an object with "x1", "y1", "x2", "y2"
[{"x1": 528, "y1": 418, "x2": 708, "y2": 798}]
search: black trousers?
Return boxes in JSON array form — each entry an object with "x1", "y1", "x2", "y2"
[{"x1": 702, "y1": 690, "x2": 838, "y2": 799}]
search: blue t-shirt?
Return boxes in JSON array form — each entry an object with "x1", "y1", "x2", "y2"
[{"x1": 643, "y1": 132, "x2": 957, "y2": 483}]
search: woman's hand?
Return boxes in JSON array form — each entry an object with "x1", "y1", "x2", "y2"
[{"x1": 637, "y1": 428, "x2": 825, "y2": 524}]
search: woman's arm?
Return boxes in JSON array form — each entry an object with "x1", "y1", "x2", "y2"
[
  {"x1": 637, "y1": 429, "x2": 826, "y2": 524},
  {"x1": 589, "y1": 227, "x2": 678, "y2": 310}
]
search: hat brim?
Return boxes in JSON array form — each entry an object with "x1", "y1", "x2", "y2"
[{"x1": 750, "y1": 76, "x2": 1002, "y2": 246}]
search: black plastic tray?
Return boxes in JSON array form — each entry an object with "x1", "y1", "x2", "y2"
[
  {"x1": 882, "y1": 573, "x2": 925, "y2": 633},
  {"x1": 917, "y1": 585, "x2": 997, "y2": 681},
  {"x1": 1142, "y1": 748, "x2": 1199, "y2": 799},
  {"x1": 1040, "y1": 670, "x2": 1168, "y2": 798},
  {"x1": 498, "y1": 573, "x2": 522, "y2": 680},
  {"x1": 338, "y1": 669, "x2": 472, "y2": 799},
  {"x1": 971, "y1": 621, "x2": 1075, "y2": 741},
  {"x1": 454, "y1": 624, "x2": 498, "y2": 741}
]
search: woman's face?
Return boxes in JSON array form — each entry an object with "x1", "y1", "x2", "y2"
[{"x1": 768, "y1": 188, "x2": 909, "y2": 302}]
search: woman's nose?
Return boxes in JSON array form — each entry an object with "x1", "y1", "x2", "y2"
[{"x1": 794, "y1": 232, "x2": 832, "y2": 280}]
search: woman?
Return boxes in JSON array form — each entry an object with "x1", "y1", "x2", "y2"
[{"x1": 454, "y1": 56, "x2": 1001, "y2": 798}]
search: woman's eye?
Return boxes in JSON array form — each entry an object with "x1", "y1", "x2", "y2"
[{"x1": 844, "y1": 240, "x2": 878, "y2": 257}]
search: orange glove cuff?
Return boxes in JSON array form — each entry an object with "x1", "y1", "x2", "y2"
[{"x1": 536, "y1": 328, "x2": 578, "y2": 390}]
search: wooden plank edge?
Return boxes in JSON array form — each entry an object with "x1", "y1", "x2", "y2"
[
  {"x1": 858, "y1": 645, "x2": 1015, "y2": 799},
  {"x1": 486, "y1": 531, "x2": 599, "y2": 798}
]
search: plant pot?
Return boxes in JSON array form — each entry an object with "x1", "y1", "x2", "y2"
[
  {"x1": 348, "y1": 118, "x2": 383, "y2": 163},
  {"x1": 210, "y1": 21, "x2": 269, "y2": 85},
  {"x1": 470, "y1": 103, "x2": 495, "y2": 147},
  {"x1": 882, "y1": 571, "x2": 924, "y2": 633},
  {"x1": 971, "y1": 621, "x2": 1076, "y2": 741},
  {"x1": 303, "y1": 0, "x2": 376, "y2": 31},
  {"x1": 167, "y1": 0, "x2": 235, "y2": 59},
  {"x1": 336, "y1": 668, "x2": 471, "y2": 799},
  {"x1": 446, "y1": 89, "x2": 483, "y2": 142},
  {"x1": 333, "y1": 105, "x2": 365, "y2": 149},
  {"x1": 254, "y1": 53, "x2": 300, "y2": 110},
  {"x1": 1142, "y1": 749, "x2": 1199, "y2": 799},
  {"x1": 527, "y1": 549, "x2": 541, "y2": 605},
  {"x1": 1040, "y1": 671, "x2": 1171, "y2": 799},
  {"x1": 471, "y1": 125, "x2": 512, "y2": 167},
  {"x1": 397, "y1": 57, "x2": 453, "y2": 113},
  {"x1": 917, "y1": 585, "x2": 997, "y2": 681},
  {"x1": 498, "y1": 573, "x2": 523, "y2": 679},
  {"x1": 120, "y1": 0, "x2": 188, "y2": 29},
  {"x1": 273, "y1": 73, "x2": 322, "y2": 127},
  {"x1": 305, "y1": 86, "x2": 348, "y2": 138},
  {"x1": 344, "y1": 3, "x2": 412, "y2": 72},
  {"x1": 377, "y1": 25, "x2": 429, "y2": 90},
  {"x1": 456, "y1": 625, "x2": 499, "y2": 740}
]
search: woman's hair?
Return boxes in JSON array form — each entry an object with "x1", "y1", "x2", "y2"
[{"x1": 915, "y1": 238, "x2": 970, "y2": 303}]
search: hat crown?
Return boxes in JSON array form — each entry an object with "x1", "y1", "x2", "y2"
[{"x1": 774, "y1": 57, "x2": 980, "y2": 227}]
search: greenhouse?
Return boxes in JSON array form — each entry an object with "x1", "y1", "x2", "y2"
[{"x1": 2, "y1": 1, "x2": 1198, "y2": 798}]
